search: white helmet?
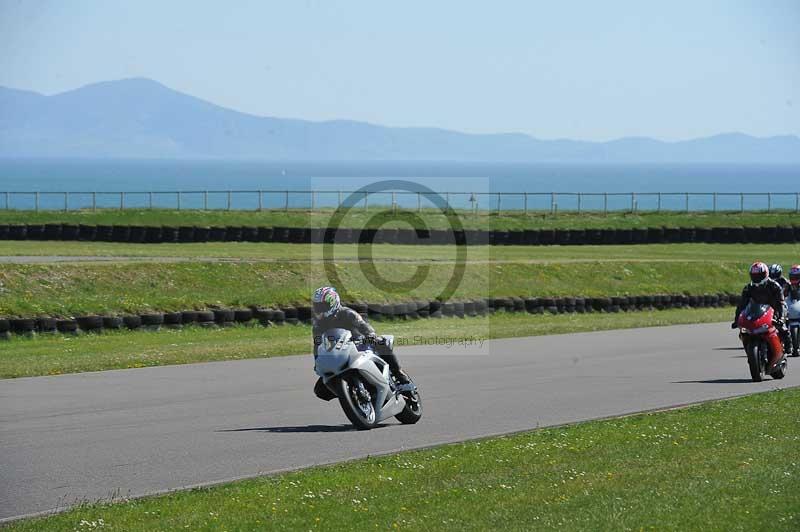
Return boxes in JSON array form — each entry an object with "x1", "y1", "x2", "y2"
[{"x1": 312, "y1": 286, "x2": 341, "y2": 319}]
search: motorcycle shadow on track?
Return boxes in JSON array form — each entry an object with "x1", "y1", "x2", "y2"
[
  {"x1": 672, "y1": 378, "x2": 757, "y2": 384},
  {"x1": 217, "y1": 424, "x2": 388, "y2": 434}
]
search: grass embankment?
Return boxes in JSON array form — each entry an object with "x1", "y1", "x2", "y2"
[
  {"x1": 2, "y1": 208, "x2": 799, "y2": 230},
  {"x1": 10, "y1": 387, "x2": 799, "y2": 531},
  {"x1": 0, "y1": 308, "x2": 730, "y2": 378},
  {"x1": 0, "y1": 260, "x2": 752, "y2": 317},
  {"x1": 1, "y1": 243, "x2": 798, "y2": 317}
]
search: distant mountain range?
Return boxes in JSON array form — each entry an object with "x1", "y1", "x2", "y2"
[{"x1": 1, "y1": 78, "x2": 798, "y2": 162}]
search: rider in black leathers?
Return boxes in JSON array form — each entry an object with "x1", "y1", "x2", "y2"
[
  {"x1": 311, "y1": 287, "x2": 410, "y2": 400},
  {"x1": 734, "y1": 262, "x2": 790, "y2": 352},
  {"x1": 769, "y1": 264, "x2": 791, "y2": 297}
]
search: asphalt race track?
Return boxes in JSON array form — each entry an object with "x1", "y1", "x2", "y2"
[{"x1": 1, "y1": 322, "x2": 797, "y2": 521}]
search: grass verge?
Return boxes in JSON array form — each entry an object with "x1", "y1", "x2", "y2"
[
  {"x1": 0, "y1": 307, "x2": 730, "y2": 378},
  {"x1": 1, "y1": 241, "x2": 799, "y2": 263},
  {"x1": 2, "y1": 208, "x2": 799, "y2": 230},
  {"x1": 8, "y1": 385, "x2": 798, "y2": 531}
]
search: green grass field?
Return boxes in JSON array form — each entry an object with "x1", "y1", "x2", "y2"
[
  {"x1": 9, "y1": 386, "x2": 798, "y2": 531},
  {"x1": 2, "y1": 208, "x2": 799, "y2": 230},
  {"x1": 0, "y1": 308, "x2": 730, "y2": 378}
]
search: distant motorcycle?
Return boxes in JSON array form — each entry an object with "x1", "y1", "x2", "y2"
[
  {"x1": 314, "y1": 329, "x2": 422, "y2": 429},
  {"x1": 787, "y1": 293, "x2": 800, "y2": 357},
  {"x1": 737, "y1": 301, "x2": 787, "y2": 381}
]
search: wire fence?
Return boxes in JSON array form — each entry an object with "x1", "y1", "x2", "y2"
[{"x1": 1, "y1": 190, "x2": 799, "y2": 214}]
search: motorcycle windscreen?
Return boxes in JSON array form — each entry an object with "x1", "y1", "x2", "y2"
[
  {"x1": 315, "y1": 328, "x2": 356, "y2": 376},
  {"x1": 743, "y1": 301, "x2": 770, "y2": 321}
]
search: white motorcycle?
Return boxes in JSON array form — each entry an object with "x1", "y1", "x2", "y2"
[
  {"x1": 787, "y1": 293, "x2": 800, "y2": 357},
  {"x1": 314, "y1": 328, "x2": 422, "y2": 429}
]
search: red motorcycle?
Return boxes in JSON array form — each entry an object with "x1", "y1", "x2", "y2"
[{"x1": 737, "y1": 301, "x2": 787, "y2": 381}]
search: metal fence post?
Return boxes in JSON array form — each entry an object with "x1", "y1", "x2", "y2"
[
  {"x1": 684, "y1": 192, "x2": 689, "y2": 212},
  {"x1": 576, "y1": 193, "x2": 580, "y2": 214},
  {"x1": 712, "y1": 192, "x2": 716, "y2": 213},
  {"x1": 603, "y1": 192, "x2": 608, "y2": 214},
  {"x1": 311, "y1": 191, "x2": 315, "y2": 211},
  {"x1": 796, "y1": 192, "x2": 799, "y2": 213},
  {"x1": 64, "y1": 192, "x2": 68, "y2": 212},
  {"x1": 740, "y1": 193, "x2": 744, "y2": 213},
  {"x1": 338, "y1": 190, "x2": 342, "y2": 208},
  {"x1": 657, "y1": 192, "x2": 661, "y2": 212},
  {"x1": 496, "y1": 194, "x2": 501, "y2": 213},
  {"x1": 34, "y1": 191, "x2": 39, "y2": 212},
  {"x1": 767, "y1": 193, "x2": 771, "y2": 212},
  {"x1": 120, "y1": 192, "x2": 124, "y2": 210},
  {"x1": 258, "y1": 190, "x2": 263, "y2": 211},
  {"x1": 445, "y1": 192, "x2": 450, "y2": 210},
  {"x1": 392, "y1": 191, "x2": 396, "y2": 214},
  {"x1": 228, "y1": 191, "x2": 233, "y2": 211},
  {"x1": 92, "y1": 192, "x2": 97, "y2": 212},
  {"x1": 631, "y1": 192, "x2": 635, "y2": 213},
  {"x1": 551, "y1": 192, "x2": 556, "y2": 215},
  {"x1": 177, "y1": 191, "x2": 182, "y2": 210},
  {"x1": 524, "y1": 193, "x2": 529, "y2": 214}
]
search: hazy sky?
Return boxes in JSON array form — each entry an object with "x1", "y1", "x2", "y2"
[{"x1": 1, "y1": 0, "x2": 798, "y2": 141}]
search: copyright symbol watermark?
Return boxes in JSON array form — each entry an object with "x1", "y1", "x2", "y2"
[{"x1": 321, "y1": 180, "x2": 468, "y2": 317}]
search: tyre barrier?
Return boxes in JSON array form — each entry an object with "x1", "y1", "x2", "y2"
[
  {"x1": 3, "y1": 223, "x2": 798, "y2": 245},
  {"x1": 164, "y1": 312, "x2": 183, "y2": 326},
  {"x1": 37, "y1": 317, "x2": 58, "y2": 333},
  {"x1": 234, "y1": 308, "x2": 254, "y2": 323},
  {"x1": 242, "y1": 226, "x2": 260, "y2": 242},
  {"x1": 26, "y1": 224, "x2": 45, "y2": 240},
  {"x1": 103, "y1": 316, "x2": 123, "y2": 329},
  {"x1": 281, "y1": 306, "x2": 299, "y2": 325},
  {"x1": 213, "y1": 309, "x2": 235, "y2": 324},
  {"x1": 0, "y1": 292, "x2": 742, "y2": 337},
  {"x1": 95, "y1": 225, "x2": 113, "y2": 241},
  {"x1": 78, "y1": 224, "x2": 97, "y2": 241},
  {"x1": 76, "y1": 315, "x2": 103, "y2": 331},
  {"x1": 123, "y1": 315, "x2": 142, "y2": 329},
  {"x1": 9, "y1": 225, "x2": 27, "y2": 240},
  {"x1": 208, "y1": 226, "x2": 227, "y2": 242},
  {"x1": 225, "y1": 226, "x2": 243, "y2": 242},
  {"x1": 112, "y1": 225, "x2": 131, "y2": 242},
  {"x1": 178, "y1": 226, "x2": 196, "y2": 243},
  {"x1": 57, "y1": 319, "x2": 78, "y2": 333}
]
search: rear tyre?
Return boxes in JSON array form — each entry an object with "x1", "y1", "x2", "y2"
[
  {"x1": 395, "y1": 385, "x2": 423, "y2": 425},
  {"x1": 335, "y1": 374, "x2": 378, "y2": 430},
  {"x1": 791, "y1": 326, "x2": 799, "y2": 357},
  {"x1": 746, "y1": 341, "x2": 764, "y2": 382}
]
